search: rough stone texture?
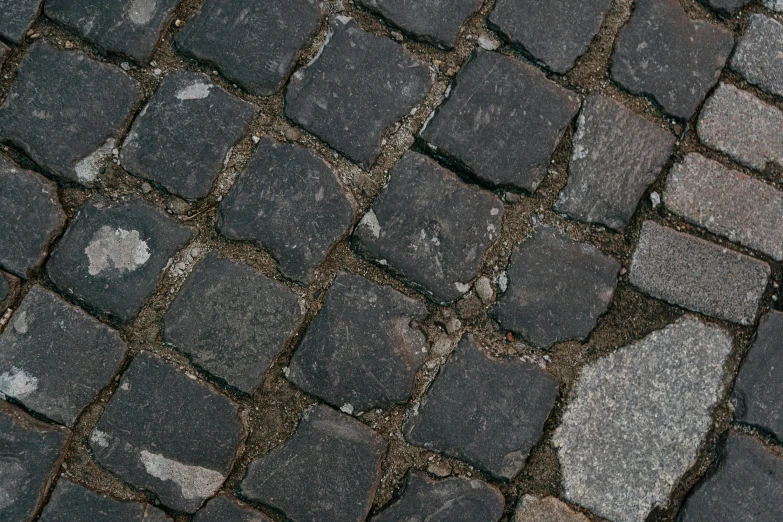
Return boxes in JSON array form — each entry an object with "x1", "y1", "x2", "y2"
[
  {"x1": 352, "y1": 151, "x2": 503, "y2": 304},
  {"x1": 162, "y1": 254, "x2": 303, "y2": 394},
  {"x1": 0, "y1": 285, "x2": 127, "y2": 427},
  {"x1": 0, "y1": 155, "x2": 66, "y2": 278},
  {"x1": 404, "y1": 336, "x2": 558, "y2": 480},
  {"x1": 420, "y1": 50, "x2": 579, "y2": 191},
  {"x1": 242, "y1": 404, "x2": 387, "y2": 522},
  {"x1": 371, "y1": 472, "x2": 504, "y2": 522},
  {"x1": 176, "y1": 0, "x2": 322, "y2": 96},
  {"x1": 611, "y1": 0, "x2": 733, "y2": 119},
  {"x1": 489, "y1": 0, "x2": 612, "y2": 74},
  {"x1": 46, "y1": 196, "x2": 193, "y2": 323},
  {"x1": 0, "y1": 401, "x2": 69, "y2": 522},
  {"x1": 90, "y1": 352, "x2": 245, "y2": 513},
  {"x1": 492, "y1": 227, "x2": 619, "y2": 349},
  {"x1": 554, "y1": 94, "x2": 674, "y2": 230},
  {"x1": 44, "y1": 0, "x2": 180, "y2": 64},
  {"x1": 665, "y1": 153, "x2": 783, "y2": 261},
  {"x1": 764, "y1": 0, "x2": 783, "y2": 13},
  {"x1": 121, "y1": 71, "x2": 255, "y2": 200},
  {"x1": 678, "y1": 433, "x2": 783, "y2": 521},
  {"x1": 553, "y1": 317, "x2": 733, "y2": 522},
  {"x1": 731, "y1": 15, "x2": 783, "y2": 97},
  {"x1": 288, "y1": 273, "x2": 429, "y2": 413},
  {"x1": 284, "y1": 18, "x2": 432, "y2": 167},
  {"x1": 0, "y1": 0, "x2": 42, "y2": 44},
  {"x1": 193, "y1": 494, "x2": 272, "y2": 522},
  {"x1": 0, "y1": 272, "x2": 19, "y2": 310},
  {"x1": 0, "y1": 275, "x2": 9, "y2": 303},
  {"x1": 0, "y1": 42, "x2": 8, "y2": 68},
  {"x1": 629, "y1": 221, "x2": 769, "y2": 325},
  {"x1": 217, "y1": 139, "x2": 356, "y2": 283},
  {"x1": 514, "y1": 495, "x2": 589, "y2": 522},
  {"x1": 698, "y1": 0, "x2": 751, "y2": 17},
  {"x1": 0, "y1": 42, "x2": 139, "y2": 186}
]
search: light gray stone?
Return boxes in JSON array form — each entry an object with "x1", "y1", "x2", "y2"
[
  {"x1": 514, "y1": 495, "x2": 589, "y2": 522},
  {"x1": 763, "y1": 0, "x2": 783, "y2": 13},
  {"x1": 731, "y1": 14, "x2": 783, "y2": 98}
]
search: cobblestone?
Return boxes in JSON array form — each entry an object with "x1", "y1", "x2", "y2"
[
  {"x1": 0, "y1": 0, "x2": 42, "y2": 44},
  {"x1": 514, "y1": 495, "x2": 589, "y2": 522},
  {"x1": 731, "y1": 15, "x2": 783, "y2": 98},
  {"x1": 764, "y1": 0, "x2": 783, "y2": 13},
  {"x1": 192, "y1": 494, "x2": 272, "y2": 522},
  {"x1": 699, "y1": 0, "x2": 751, "y2": 16}
]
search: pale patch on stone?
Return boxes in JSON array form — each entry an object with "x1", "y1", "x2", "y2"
[
  {"x1": 176, "y1": 82, "x2": 213, "y2": 101},
  {"x1": 85, "y1": 226, "x2": 151, "y2": 276},
  {"x1": 128, "y1": 0, "x2": 157, "y2": 25},
  {"x1": 90, "y1": 429, "x2": 111, "y2": 449},
  {"x1": 139, "y1": 450, "x2": 225, "y2": 500},
  {"x1": 0, "y1": 367, "x2": 39, "y2": 399},
  {"x1": 12, "y1": 311, "x2": 28, "y2": 334},
  {"x1": 454, "y1": 282, "x2": 471, "y2": 294},
  {"x1": 340, "y1": 403, "x2": 354, "y2": 415},
  {"x1": 74, "y1": 138, "x2": 116, "y2": 183},
  {"x1": 359, "y1": 209, "x2": 381, "y2": 238}
]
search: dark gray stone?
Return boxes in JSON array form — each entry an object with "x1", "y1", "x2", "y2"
[
  {"x1": 0, "y1": 155, "x2": 66, "y2": 278},
  {"x1": 288, "y1": 273, "x2": 429, "y2": 413},
  {"x1": 162, "y1": 254, "x2": 303, "y2": 394},
  {"x1": 0, "y1": 42, "x2": 139, "y2": 186},
  {"x1": 216, "y1": 139, "x2": 356, "y2": 283},
  {"x1": 90, "y1": 352, "x2": 245, "y2": 513},
  {"x1": 678, "y1": 433, "x2": 783, "y2": 522},
  {"x1": 193, "y1": 494, "x2": 272, "y2": 522},
  {"x1": 46, "y1": 196, "x2": 193, "y2": 324},
  {"x1": 175, "y1": 0, "x2": 322, "y2": 96},
  {"x1": 554, "y1": 94, "x2": 674, "y2": 230},
  {"x1": 419, "y1": 50, "x2": 579, "y2": 191},
  {"x1": 352, "y1": 151, "x2": 503, "y2": 304},
  {"x1": 0, "y1": 0, "x2": 41, "y2": 44},
  {"x1": 698, "y1": 0, "x2": 751, "y2": 17},
  {"x1": 732, "y1": 14, "x2": 783, "y2": 98},
  {"x1": 404, "y1": 336, "x2": 558, "y2": 480},
  {"x1": 285, "y1": 18, "x2": 432, "y2": 167},
  {"x1": 0, "y1": 285, "x2": 127, "y2": 427},
  {"x1": 489, "y1": 0, "x2": 612, "y2": 74},
  {"x1": 611, "y1": 0, "x2": 733, "y2": 119},
  {"x1": 241, "y1": 404, "x2": 387, "y2": 522},
  {"x1": 492, "y1": 227, "x2": 619, "y2": 349},
  {"x1": 121, "y1": 71, "x2": 255, "y2": 200}
]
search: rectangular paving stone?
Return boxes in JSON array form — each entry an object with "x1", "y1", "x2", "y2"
[
  {"x1": 629, "y1": 221, "x2": 769, "y2": 325},
  {"x1": 731, "y1": 14, "x2": 783, "y2": 98},
  {"x1": 0, "y1": 0, "x2": 42, "y2": 44},
  {"x1": 665, "y1": 153, "x2": 783, "y2": 261},
  {"x1": 193, "y1": 494, "x2": 272, "y2": 522}
]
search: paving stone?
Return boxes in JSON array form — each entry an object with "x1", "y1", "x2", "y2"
[
  {"x1": 176, "y1": 0, "x2": 322, "y2": 96},
  {"x1": 554, "y1": 94, "x2": 674, "y2": 230},
  {"x1": 284, "y1": 18, "x2": 432, "y2": 167},
  {"x1": 489, "y1": 0, "x2": 612, "y2": 74},
  {"x1": 764, "y1": 0, "x2": 783, "y2": 13},
  {"x1": 46, "y1": 196, "x2": 193, "y2": 323},
  {"x1": 419, "y1": 50, "x2": 579, "y2": 191},
  {"x1": 288, "y1": 273, "x2": 428, "y2": 413},
  {"x1": 491, "y1": 227, "x2": 619, "y2": 349},
  {"x1": 629, "y1": 221, "x2": 769, "y2": 325},
  {"x1": 611, "y1": 0, "x2": 733, "y2": 119},
  {"x1": 352, "y1": 151, "x2": 503, "y2": 304},
  {"x1": 553, "y1": 317, "x2": 733, "y2": 522},
  {"x1": 404, "y1": 336, "x2": 558, "y2": 480},
  {"x1": 0, "y1": 42, "x2": 138, "y2": 186},
  {"x1": 44, "y1": 0, "x2": 180, "y2": 64},
  {"x1": 678, "y1": 432, "x2": 783, "y2": 521},
  {"x1": 121, "y1": 71, "x2": 255, "y2": 200},
  {"x1": 162, "y1": 254, "x2": 303, "y2": 394},
  {"x1": 665, "y1": 153, "x2": 783, "y2": 261},
  {"x1": 0, "y1": 401, "x2": 69, "y2": 522},
  {"x1": 90, "y1": 352, "x2": 245, "y2": 513},
  {"x1": 216, "y1": 139, "x2": 356, "y2": 283},
  {"x1": 241, "y1": 404, "x2": 387, "y2": 522},
  {"x1": 514, "y1": 495, "x2": 589, "y2": 522},
  {"x1": 731, "y1": 15, "x2": 783, "y2": 97},
  {"x1": 371, "y1": 471, "x2": 504, "y2": 522},
  {"x1": 0, "y1": 155, "x2": 66, "y2": 278},
  {"x1": 193, "y1": 494, "x2": 272, "y2": 522},
  {"x1": 0, "y1": 285, "x2": 127, "y2": 427},
  {"x1": 0, "y1": 0, "x2": 42, "y2": 44},
  {"x1": 699, "y1": 0, "x2": 752, "y2": 16}
]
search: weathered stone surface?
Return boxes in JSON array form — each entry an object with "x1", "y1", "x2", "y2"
[
  {"x1": 489, "y1": 0, "x2": 612, "y2": 74},
  {"x1": 0, "y1": 43, "x2": 138, "y2": 186},
  {"x1": 285, "y1": 18, "x2": 432, "y2": 167},
  {"x1": 217, "y1": 139, "x2": 356, "y2": 283},
  {"x1": 678, "y1": 432, "x2": 783, "y2": 521},
  {"x1": 352, "y1": 151, "x2": 503, "y2": 304},
  {"x1": 121, "y1": 71, "x2": 254, "y2": 200},
  {"x1": 404, "y1": 336, "x2": 558, "y2": 480},
  {"x1": 0, "y1": 0, "x2": 41, "y2": 44},
  {"x1": 0, "y1": 155, "x2": 66, "y2": 278},
  {"x1": 0, "y1": 285, "x2": 127, "y2": 426},
  {"x1": 193, "y1": 494, "x2": 272, "y2": 522},
  {"x1": 242, "y1": 404, "x2": 387, "y2": 522},
  {"x1": 44, "y1": 0, "x2": 180, "y2": 64},
  {"x1": 162, "y1": 254, "x2": 302, "y2": 393},
  {"x1": 288, "y1": 273, "x2": 428, "y2": 413},
  {"x1": 764, "y1": 0, "x2": 783, "y2": 13},
  {"x1": 665, "y1": 153, "x2": 783, "y2": 261},
  {"x1": 371, "y1": 472, "x2": 504, "y2": 522},
  {"x1": 0, "y1": 274, "x2": 9, "y2": 304},
  {"x1": 514, "y1": 495, "x2": 589, "y2": 522},
  {"x1": 611, "y1": 0, "x2": 733, "y2": 119},
  {"x1": 553, "y1": 317, "x2": 733, "y2": 522},
  {"x1": 731, "y1": 15, "x2": 783, "y2": 97},
  {"x1": 554, "y1": 94, "x2": 674, "y2": 230},
  {"x1": 176, "y1": 0, "x2": 322, "y2": 96},
  {"x1": 90, "y1": 352, "x2": 245, "y2": 513},
  {"x1": 46, "y1": 197, "x2": 193, "y2": 323},
  {"x1": 629, "y1": 221, "x2": 769, "y2": 325},
  {"x1": 492, "y1": 227, "x2": 619, "y2": 349},
  {"x1": 420, "y1": 50, "x2": 578, "y2": 191},
  {"x1": 0, "y1": 401, "x2": 69, "y2": 522}
]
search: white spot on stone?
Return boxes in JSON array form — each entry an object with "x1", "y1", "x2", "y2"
[
  {"x1": 12, "y1": 311, "x2": 28, "y2": 334},
  {"x1": 340, "y1": 403, "x2": 354, "y2": 415},
  {"x1": 90, "y1": 429, "x2": 111, "y2": 448},
  {"x1": 490, "y1": 207, "x2": 500, "y2": 216},
  {"x1": 315, "y1": 186, "x2": 325, "y2": 202},
  {"x1": 359, "y1": 209, "x2": 381, "y2": 238},
  {"x1": 0, "y1": 367, "x2": 38, "y2": 399},
  {"x1": 336, "y1": 15, "x2": 353, "y2": 24},
  {"x1": 85, "y1": 226, "x2": 151, "y2": 276},
  {"x1": 139, "y1": 450, "x2": 225, "y2": 500},
  {"x1": 128, "y1": 0, "x2": 157, "y2": 26},
  {"x1": 176, "y1": 81, "x2": 213, "y2": 101},
  {"x1": 75, "y1": 138, "x2": 115, "y2": 183},
  {"x1": 454, "y1": 282, "x2": 472, "y2": 294},
  {"x1": 650, "y1": 191, "x2": 661, "y2": 208}
]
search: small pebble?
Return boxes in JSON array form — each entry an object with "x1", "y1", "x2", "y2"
[
  {"x1": 475, "y1": 277, "x2": 494, "y2": 304},
  {"x1": 64, "y1": 41, "x2": 73, "y2": 49},
  {"x1": 140, "y1": 182, "x2": 153, "y2": 194},
  {"x1": 283, "y1": 126, "x2": 302, "y2": 142},
  {"x1": 427, "y1": 461, "x2": 452, "y2": 477},
  {"x1": 478, "y1": 35, "x2": 499, "y2": 51},
  {"x1": 120, "y1": 62, "x2": 131, "y2": 71},
  {"x1": 252, "y1": 135, "x2": 261, "y2": 144},
  {"x1": 650, "y1": 191, "x2": 661, "y2": 208},
  {"x1": 446, "y1": 317, "x2": 462, "y2": 335},
  {"x1": 167, "y1": 197, "x2": 189, "y2": 215},
  {"x1": 432, "y1": 337, "x2": 453, "y2": 357}
]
